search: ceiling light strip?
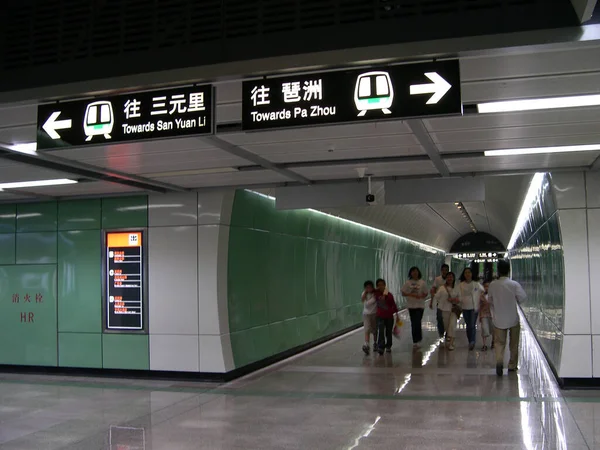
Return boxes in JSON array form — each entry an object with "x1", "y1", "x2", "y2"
[
  {"x1": 246, "y1": 190, "x2": 444, "y2": 254},
  {"x1": 477, "y1": 94, "x2": 600, "y2": 114},
  {"x1": 0, "y1": 179, "x2": 78, "y2": 190},
  {"x1": 484, "y1": 144, "x2": 600, "y2": 157},
  {"x1": 507, "y1": 173, "x2": 546, "y2": 250},
  {"x1": 455, "y1": 201, "x2": 477, "y2": 232}
]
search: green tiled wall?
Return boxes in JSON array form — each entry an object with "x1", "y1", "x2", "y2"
[
  {"x1": 228, "y1": 190, "x2": 444, "y2": 369},
  {"x1": 0, "y1": 195, "x2": 149, "y2": 370},
  {"x1": 102, "y1": 334, "x2": 149, "y2": 370},
  {"x1": 0, "y1": 265, "x2": 58, "y2": 366}
]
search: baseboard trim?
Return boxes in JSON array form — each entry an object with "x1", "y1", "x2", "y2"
[{"x1": 0, "y1": 323, "x2": 362, "y2": 383}]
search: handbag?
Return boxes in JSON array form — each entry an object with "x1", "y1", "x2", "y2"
[
  {"x1": 444, "y1": 285, "x2": 462, "y2": 317},
  {"x1": 451, "y1": 303, "x2": 463, "y2": 317}
]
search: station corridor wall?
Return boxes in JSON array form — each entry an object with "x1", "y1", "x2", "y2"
[
  {"x1": 509, "y1": 173, "x2": 565, "y2": 374},
  {"x1": 0, "y1": 196, "x2": 149, "y2": 370},
  {"x1": 0, "y1": 189, "x2": 445, "y2": 375},
  {"x1": 510, "y1": 171, "x2": 600, "y2": 381},
  {"x1": 226, "y1": 190, "x2": 444, "y2": 369}
]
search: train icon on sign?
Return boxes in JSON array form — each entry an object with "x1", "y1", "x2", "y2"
[
  {"x1": 354, "y1": 71, "x2": 394, "y2": 117},
  {"x1": 84, "y1": 101, "x2": 114, "y2": 141}
]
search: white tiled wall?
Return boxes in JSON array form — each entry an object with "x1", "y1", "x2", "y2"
[
  {"x1": 551, "y1": 172, "x2": 586, "y2": 209},
  {"x1": 593, "y1": 336, "x2": 600, "y2": 377},
  {"x1": 586, "y1": 172, "x2": 600, "y2": 209},
  {"x1": 559, "y1": 335, "x2": 593, "y2": 378},
  {"x1": 588, "y1": 209, "x2": 600, "y2": 335},
  {"x1": 558, "y1": 209, "x2": 591, "y2": 335},
  {"x1": 149, "y1": 192, "x2": 198, "y2": 226},
  {"x1": 148, "y1": 226, "x2": 199, "y2": 335},
  {"x1": 150, "y1": 335, "x2": 200, "y2": 372},
  {"x1": 148, "y1": 190, "x2": 235, "y2": 373}
]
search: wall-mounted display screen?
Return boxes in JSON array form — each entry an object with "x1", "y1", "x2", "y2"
[{"x1": 105, "y1": 231, "x2": 144, "y2": 330}]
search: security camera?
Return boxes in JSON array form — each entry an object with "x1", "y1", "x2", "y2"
[{"x1": 366, "y1": 194, "x2": 375, "y2": 203}]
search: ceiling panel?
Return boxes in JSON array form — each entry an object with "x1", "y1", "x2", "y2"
[
  {"x1": 446, "y1": 152, "x2": 598, "y2": 172},
  {"x1": 431, "y1": 121, "x2": 600, "y2": 145},
  {"x1": 460, "y1": 45, "x2": 600, "y2": 82},
  {"x1": 0, "y1": 162, "x2": 75, "y2": 183},
  {"x1": 151, "y1": 169, "x2": 290, "y2": 188},
  {"x1": 428, "y1": 202, "x2": 473, "y2": 236},
  {"x1": 222, "y1": 120, "x2": 412, "y2": 145},
  {"x1": 461, "y1": 201, "x2": 491, "y2": 234},
  {"x1": 238, "y1": 135, "x2": 421, "y2": 160},
  {"x1": 265, "y1": 145, "x2": 425, "y2": 164},
  {"x1": 462, "y1": 72, "x2": 600, "y2": 104},
  {"x1": 292, "y1": 160, "x2": 437, "y2": 181},
  {"x1": 424, "y1": 106, "x2": 600, "y2": 132},
  {"x1": 23, "y1": 181, "x2": 142, "y2": 197}
]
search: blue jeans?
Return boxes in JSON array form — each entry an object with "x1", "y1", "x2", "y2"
[
  {"x1": 463, "y1": 309, "x2": 477, "y2": 345},
  {"x1": 436, "y1": 309, "x2": 445, "y2": 338}
]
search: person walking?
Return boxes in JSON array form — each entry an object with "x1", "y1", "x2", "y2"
[
  {"x1": 478, "y1": 281, "x2": 494, "y2": 351},
  {"x1": 459, "y1": 268, "x2": 484, "y2": 351},
  {"x1": 375, "y1": 278, "x2": 398, "y2": 355},
  {"x1": 401, "y1": 266, "x2": 429, "y2": 350},
  {"x1": 361, "y1": 280, "x2": 378, "y2": 355},
  {"x1": 488, "y1": 260, "x2": 527, "y2": 376},
  {"x1": 430, "y1": 264, "x2": 449, "y2": 339},
  {"x1": 434, "y1": 272, "x2": 461, "y2": 350}
]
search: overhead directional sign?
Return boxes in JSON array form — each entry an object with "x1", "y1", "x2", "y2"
[
  {"x1": 242, "y1": 60, "x2": 461, "y2": 131},
  {"x1": 37, "y1": 85, "x2": 214, "y2": 150}
]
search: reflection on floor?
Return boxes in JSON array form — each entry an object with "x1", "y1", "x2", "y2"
[{"x1": 0, "y1": 307, "x2": 598, "y2": 449}]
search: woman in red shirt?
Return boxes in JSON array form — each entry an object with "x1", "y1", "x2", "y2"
[{"x1": 375, "y1": 278, "x2": 398, "y2": 355}]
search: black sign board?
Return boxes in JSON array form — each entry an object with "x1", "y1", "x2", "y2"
[
  {"x1": 37, "y1": 85, "x2": 214, "y2": 149},
  {"x1": 106, "y1": 232, "x2": 144, "y2": 331},
  {"x1": 242, "y1": 60, "x2": 461, "y2": 131}
]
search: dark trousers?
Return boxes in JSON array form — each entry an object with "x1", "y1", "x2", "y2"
[
  {"x1": 377, "y1": 317, "x2": 394, "y2": 350},
  {"x1": 408, "y1": 308, "x2": 424, "y2": 343},
  {"x1": 436, "y1": 309, "x2": 445, "y2": 338},
  {"x1": 463, "y1": 309, "x2": 477, "y2": 344}
]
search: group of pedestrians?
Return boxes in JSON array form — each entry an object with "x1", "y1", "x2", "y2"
[{"x1": 361, "y1": 259, "x2": 527, "y2": 376}]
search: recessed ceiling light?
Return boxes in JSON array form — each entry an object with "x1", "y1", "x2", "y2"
[
  {"x1": 0, "y1": 179, "x2": 77, "y2": 190},
  {"x1": 477, "y1": 94, "x2": 600, "y2": 114},
  {"x1": 484, "y1": 144, "x2": 600, "y2": 157}
]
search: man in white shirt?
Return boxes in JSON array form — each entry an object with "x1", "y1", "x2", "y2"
[
  {"x1": 488, "y1": 260, "x2": 527, "y2": 376},
  {"x1": 430, "y1": 264, "x2": 449, "y2": 338}
]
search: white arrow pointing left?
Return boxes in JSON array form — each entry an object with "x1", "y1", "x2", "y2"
[
  {"x1": 42, "y1": 111, "x2": 72, "y2": 139},
  {"x1": 409, "y1": 72, "x2": 452, "y2": 104}
]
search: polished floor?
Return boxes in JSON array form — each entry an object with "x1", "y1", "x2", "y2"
[{"x1": 0, "y1": 308, "x2": 599, "y2": 449}]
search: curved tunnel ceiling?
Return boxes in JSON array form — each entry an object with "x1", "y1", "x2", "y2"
[{"x1": 318, "y1": 174, "x2": 532, "y2": 252}]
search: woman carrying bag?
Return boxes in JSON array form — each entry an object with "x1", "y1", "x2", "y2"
[
  {"x1": 433, "y1": 272, "x2": 461, "y2": 350},
  {"x1": 459, "y1": 267, "x2": 484, "y2": 351}
]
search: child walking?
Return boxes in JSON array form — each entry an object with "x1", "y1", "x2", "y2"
[
  {"x1": 362, "y1": 280, "x2": 378, "y2": 355},
  {"x1": 479, "y1": 282, "x2": 494, "y2": 351},
  {"x1": 375, "y1": 278, "x2": 398, "y2": 355}
]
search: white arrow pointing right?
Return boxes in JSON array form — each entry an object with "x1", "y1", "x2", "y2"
[
  {"x1": 42, "y1": 111, "x2": 72, "y2": 139},
  {"x1": 409, "y1": 72, "x2": 452, "y2": 105}
]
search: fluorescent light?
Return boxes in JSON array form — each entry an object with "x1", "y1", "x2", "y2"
[
  {"x1": 9, "y1": 142, "x2": 37, "y2": 155},
  {"x1": 484, "y1": 144, "x2": 600, "y2": 157},
  {"x1": 477, "y1": 94, "x2": 600, "y2": 113},
  {"x1": 0, "y1": 179, "x2": 77, "y2": 190},
  {"x1": 507, "y1": 173, "x2": 545, "y2": 250}
]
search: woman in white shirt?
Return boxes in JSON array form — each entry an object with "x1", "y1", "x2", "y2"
[
  {"x1": 401, "y1": 266, "x2": 429, "y2": 349},
  {"x1": 433, "y1": 272, "x2": 460, "y2": 350},
  {"x1": 459, "y1": 267, "x2": 484, "y2": 351}
]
